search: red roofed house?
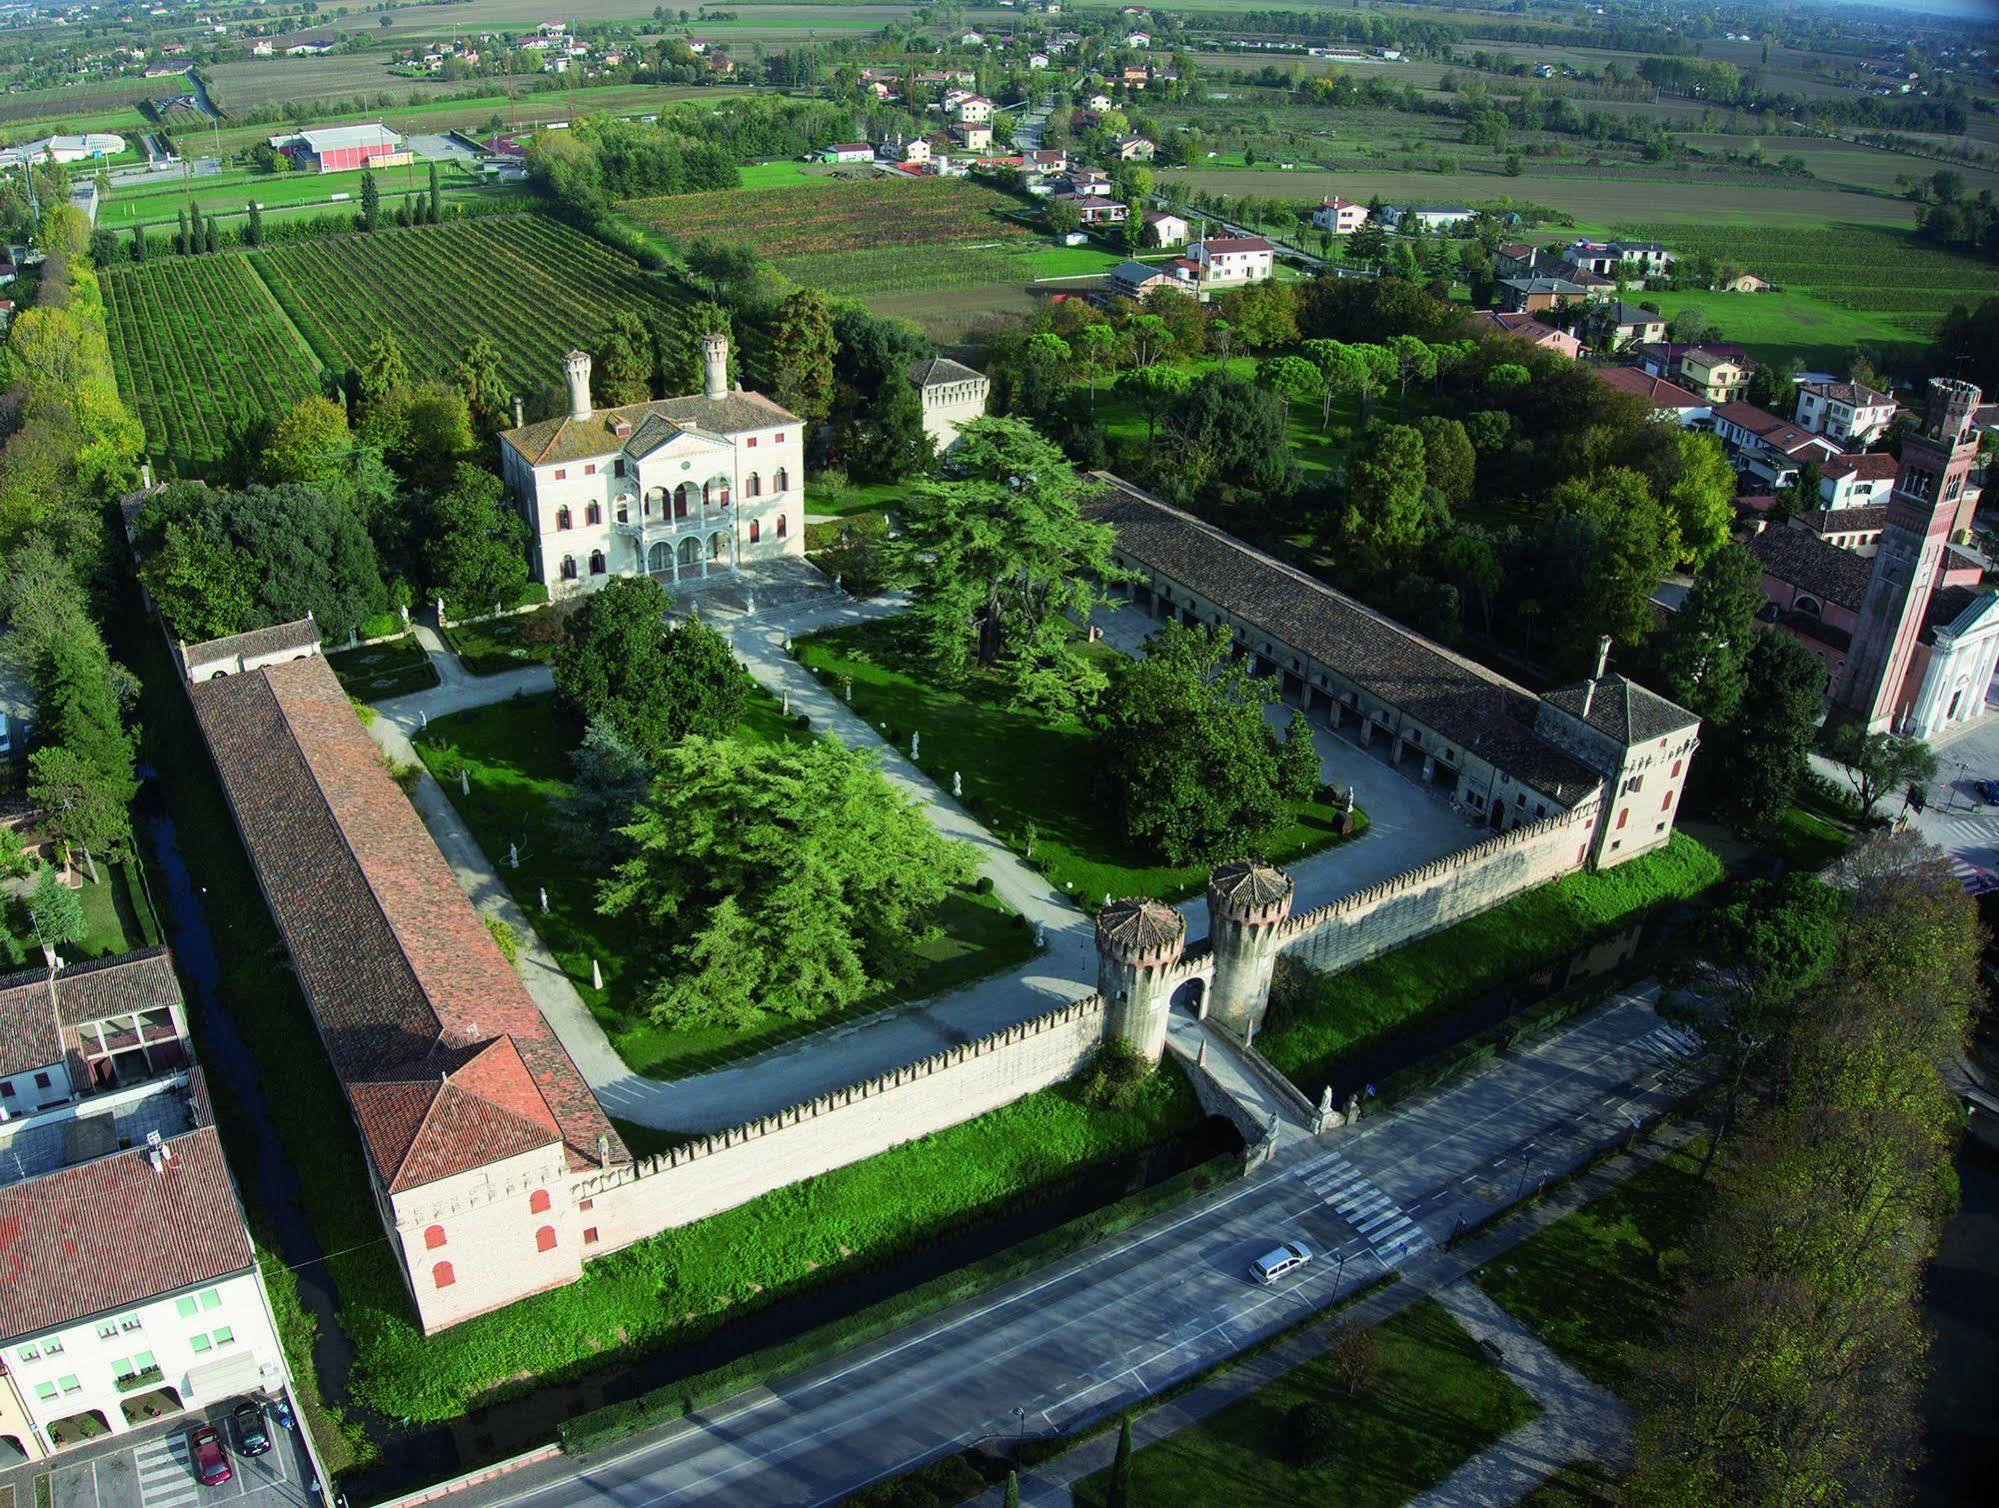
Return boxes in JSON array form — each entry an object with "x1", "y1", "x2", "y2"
[
  {"x1": 1795, "y1": 379, "x2": 1897, "y2": 448},
  {"x1": 1711, "y1": 400, "x2": 1843, "y2": 489},
  {"x1": 0, "y1": 953, "x2": 292, "y2": 1461},
  {"x1": 1481, "y1": 310, "x2": 1583, "y2": 361},
  {"x1": 1310, "y1": 196, "x2": 1368, "y2": 235},
  {"x1": 1595, "y1": 364, "x2": 1710, "y2": 425},
  {"x1": 1174, "y1": 235, "x2": 1274, "y2": 297}
]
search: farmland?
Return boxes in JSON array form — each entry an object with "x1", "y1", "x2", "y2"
[
  {"x1": 1618, "y1": 222, "x2": 1998, "y2": 343},
  {"x1": 252, "y1": 215, "x2": 683, "y2": 390},
  {"x1": 97, "y1": 161, "x2": 500, "y2": 232},
  {"x1": 102, "y1": 255, "x2": 324, "y2": 466},
  {"x1": 625, "y1": 174, "x2": 1031, "y2": 259},
  {"x1": 101, "y1": 216, "x2": 683, "y2": 466}
]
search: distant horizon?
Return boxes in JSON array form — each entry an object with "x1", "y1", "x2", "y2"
[{"x1": 1802, "y1": 0, "x2": 1999, "y2": 19}]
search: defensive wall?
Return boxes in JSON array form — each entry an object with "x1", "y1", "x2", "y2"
[{"x1": 583, "y1": 995, "x2": 1111, "y2": 1250}]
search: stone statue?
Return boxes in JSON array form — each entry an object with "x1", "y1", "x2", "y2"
[
  {"x1": 910, "y1": 731, "x2": 920, "y2": 758},
  {"x1": 590, "y1": 959, "x2": 603, "y2": 991},
  {"x1": 418, "y1": 709, "x2": 428, "y2": 731},
  {"x1": 952, "y1": 770, "x2": 962, "y2": 797},
  {"x1": 745, "y1": 591, "x2": 756, "y2": 616},
  {"x1": 833, "y1": 573, "x2": 843, "y2": 596},
  {"x1": 1033, "y1": 921, "x2": 1046, "y2": 949},
  {"x1": 459, "y1": 769, "x2": 469, "y2": 797},
  {"x1": 508, "y1": 842, "x2": 519, "y2": 869},
  {"x1": 400, "y1": 603, "x2": 410, "y2": 626},
  {"x1": 782, "y1": 689, "x2": 790, "y2": 715},
  {"x1": 1318, "y1": 1085, "x2": 1333, "y2": 1116},
  {"x1": 539, "y1": 887, "x2": 549, "y2": 914}
]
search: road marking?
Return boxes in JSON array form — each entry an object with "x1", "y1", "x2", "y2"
[
  {"x1": 134, "y1": 1436, "x2": 200, "y2": 1508},
  {"x1": 1305, "y1": 1155, "x2": 1433, "y2": 1264}
]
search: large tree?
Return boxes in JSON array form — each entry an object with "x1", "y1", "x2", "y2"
[
  {"x1": 1336, "y1": 423, "x2": 1439, "y2": 571},
  {"x1": 1161, "y1": 369, "x2": 1295, "y2": 502},
  {"x1": 1716, "y1": 631, "x2": 1827, "y2": 828},
  {"x1": 887, "y1": 418, "x2": 1117, "y2": 704},
  {"x1": 552, "y1": 578, "x2": 746, "y2": 762},
  {"x1": 593, "y1": 312, "x2": 655, "y2": 408},
  {"x1": 258, "y1": 395, "x2": 351, "y2": 488},
  {"x1": 598, "y1": 737, "x2": 976, "y2": 1026},
  {"x1": 767, "y1": 286, "x2": 837, "y2": 421},
  {"x1": 454, "y1": 334, "x2": 512, "y2": 435},
  {"x1": 1541, "y1": 468, "x2": 1675, "y2": 674},
  {"x1": 1099, "y1": 621, "x2": 1300, "y2": 864},
  {"x1": 140, "y1": 515, "x2": 257, "y2": 643},
  {"x1": 1658, "y1": 543, "x2": 1761, "y2": 726},
  {"x1": 424, "y1": 465, "x2": 529, "y2": 612},
  {"x1": 1820, "y1": 722, "x2": 1939, "y2": 818}
]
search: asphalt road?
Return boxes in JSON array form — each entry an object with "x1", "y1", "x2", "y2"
[{"x1": 449, "y1": 992, "x2": 1694, "y2": 1508}]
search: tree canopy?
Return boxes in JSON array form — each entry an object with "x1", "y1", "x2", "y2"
[
  {"x1": 598, "y1": 737, "x2": 976, "y2": 1026},
  {"x1": 552, "y1": 578, "x2": 747, "y2": 764}
]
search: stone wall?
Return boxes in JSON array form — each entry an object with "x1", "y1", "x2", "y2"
[
  {"x1": 585, "y1": 995, "x2": 1110, "y2": 1252},
  {"x1": 1278, "y1": 806, "x2": 1595, "y2": 976}
]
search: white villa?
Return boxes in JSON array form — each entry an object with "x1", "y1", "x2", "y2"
[{"x1": 497, "y1": 336, "x2": 805, "y2": 597}]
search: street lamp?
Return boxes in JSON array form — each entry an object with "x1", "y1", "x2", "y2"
[
  {"x1": 1332, "y1": 1247, "x2": 1348, "y2": 1298},
  {"x1": 1512, "y1": 1145, "x2": 1537, "y2": 1205}
]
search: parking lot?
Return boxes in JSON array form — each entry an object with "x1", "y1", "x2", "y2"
[{"x1": 2, "y1": 1398, "x2": 315, "y2": 1508}]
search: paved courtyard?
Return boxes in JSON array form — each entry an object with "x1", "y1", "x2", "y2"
[
  {"x1": 1906, "y1": 693, "x2": 1999, "y2": 892},
  {"x1": 2, "y1": 1398, "x2": 315, "y2": 1508}
]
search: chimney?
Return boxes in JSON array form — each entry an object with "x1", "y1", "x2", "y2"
[
  {"x1": 702, "y1": 331, "x2": 729, "y2": 401},
  {"x1": 563, "y1": 350, "x2": 592, "y2": 422},
  {"x1": 1581, "y1": 636, "x2": 1611, "y2": 720},
  {"x1": 512, "y1": 394, "x2": 525, "y2": 428}
]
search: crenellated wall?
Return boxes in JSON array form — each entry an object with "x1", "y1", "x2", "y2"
[
  {"x1": 584, "y1": 995, "x2": 1111, "y2": 1251},
  {"x1": 1278, "y1": 806, "x2": 1594, "y2": 976}
]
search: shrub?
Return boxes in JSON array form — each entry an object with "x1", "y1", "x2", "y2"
[
  {"x1": 1079, "y1": 1037, "x2": 1151, "y2": 1111},
  {"x1": 974, "y1": 874, "x2": 995, "y2": 895},
  {"x1": 485, "y1": 916, "x2": 522, "y2": 967},
  {"x1": 793, "y1": 713, "x2": 811, "y2": 731},
  {"x1": 1285, "y1": 1400, "x2": 1341, "y2": 1468}
]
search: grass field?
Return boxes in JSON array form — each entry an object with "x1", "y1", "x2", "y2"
[
  {"x1": 97, "y1": 160, "x2": 493, "y2": 231},
  {"x1": 1258, "y1": 835, "x2": 1722, "y2": 1098},
  {"x1": 411, "y1": 690, "x2": 1038, "y2": 1078},
  {"x1": 323, "y1": 635, "x2": 441, "y2": 701},
  {"x1": 1073, "y1": 1300, "x2": 1540, "y2": 1508},
  {"x1": 774, "y1": 240, "x2": 1131, "y2": 296},
  {"x1": 1473, "y1": 1146, "x2": 1709, "y2": 1395},
  {"x1": 792, "y1": 617, "x2": 1365, "y2": 906},
  {"x1": 103, "y1": 215, "x2": 684, "y2": 466}
]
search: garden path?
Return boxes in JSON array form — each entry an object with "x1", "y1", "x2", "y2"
[{"x1": 363, "y1": 591, "x2": 1486, "y2": 1132}]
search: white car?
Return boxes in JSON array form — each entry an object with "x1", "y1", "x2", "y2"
[{"x1": 1250, "y1": 1240, "x2": 1313, "y2": 1285}]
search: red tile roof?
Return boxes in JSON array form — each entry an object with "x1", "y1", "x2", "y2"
[
  {"x1": 0, "y1": 1116, "x2": 252, "y2": 1342},
  {"x1": 1824, "y1": 451, "x2": 1899, "y2": 482},
  {"x1": 189, "y1": 649, "x2": 623, "y2": 1194},
  {"x1": 0, "y1": 949, "x2": 181, "y2": 1077},
  {"x1": 1595, "y1": 365, "x2": 1705, "y2": 410},
  {"x1": 1199, "y1": 236, "x2": 1273, "y2": 253}
]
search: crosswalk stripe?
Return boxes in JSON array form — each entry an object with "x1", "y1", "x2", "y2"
[{"x1": 1307, "y1": 1154, "x2": 1433, "y2": 1264}]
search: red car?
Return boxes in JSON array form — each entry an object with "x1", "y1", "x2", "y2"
[{"x1": 189, "y1": 1423, "x2": 232, "y2": 1487}]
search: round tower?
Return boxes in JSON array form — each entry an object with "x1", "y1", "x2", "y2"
[
  {"x1": 1205, "y1": 860, "x2": 1294, "y2": 1038},
  {"x1": 1095, "y1": 898, "x2": 1186, "y2": 1063},
  {"x1": 701, "y1": 331, "x2": 730, "y2": 401}
]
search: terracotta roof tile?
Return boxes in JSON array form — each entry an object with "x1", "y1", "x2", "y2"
[
  {"x1": 1750, "y1": 526, "x2": 1873, "y2": 612},
  {"x1": 189, "y1": 652, "x2": 624, "y2": 1193},
  {"x1": 1096, "y1": 898, "x2": 1184, "y2": 959},
  {"x1": 0, "y1": 949, "x2": 181, "y2": 1077},
  {"x1": 1595, "y1": 366, "x2": 1704, "y2": 410},
  {"x1": 1087, "y1": 476, "x2": 1601, "y2": 802},
  {"x1": 1541, "y1": 675, "x2": 1698, "y2": 745},
  {"x1": 499, "y1": 389, "x2": 799, "y2": 469},
  {"x1": 0, "y1": 1122, "x2": 252, "y2": 1342}
]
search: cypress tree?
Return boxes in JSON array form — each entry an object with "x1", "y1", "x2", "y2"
[
  {"x1": 176, "y1": 206, "x2": 189, "y2": 256},
  {"x1": 361, "y1": 167, "x2": 381, "y2": 232},
  {"x1": 246, "y1": 199, "x2": 263, "y2": 247},
  {"x1": 428, "y1": 161, "x2": 441, "y2": 220},
  {"x1": 1003, "y1": 1471, "x2": 1019, "y2": 1508},
  {"x1": 131, "y1": 224, "x2": 145, "y2": 262},
  {"x1": 1109, "y1": 1416, "x2": 1133, "y2": 1507},
  {"x1": 205, "y1": 217, "x2": 217, "y2": 254}
]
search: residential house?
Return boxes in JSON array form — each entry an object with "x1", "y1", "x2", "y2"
[
  {"x1": 1028, "y1": 53, "x2": 1051, "y2": 69},
  {"x1": 1480, "y1": 310, "x2": 1582, "y2": 360},
  {"x1": 814, "y1": 143, "x2": 876, "y2": 163},
  {"x1": 1491, "y1": 242, "x2": 1541, "y2": 278},
  {"x1": 1141, "y1": 209, "x2": 1188, "y2": 246},
  {"x1": 1023, "y1": 147, "x2": 1067, "y2": 174},
  {"x1": 951, "y1": 93, "x2": 994, "y2": 125},
  {"x1": 1382, "y1": 204, "x2": 1473, "y2": 232},
  {"x1": 1495, "y1": 276, "x2": 1588, "y2": 314},
  {"x1": 1592, "y1": 301, "x2": 1666, "y2": 351},
  {"x1": 1059, "y1": 195, "x2": 1128, "y2": 227},
  {"x1": 1594, "y1": 365, "x2": 1710, "y2": 426},
  {"x1": 1115, "y1": 135, "x2": 1156, "y2": 161},
  {"x1": 1059, "y1": 167, "x2": 1112, "y2": 197},
  {"x1": 1795, "y1": 380, "x2": 1897, "y2": 448},
  {"x1": 1309, "y1": 196, "x2": 1368, "y2": 235},
  {"x1": 1084, "y1": 92, "x2": 1113, "y2": 110},
  {"x1": 951, "y1": 122, "x2": 994, "y2": 152},
  {"x1": 1633, "y1": 342, "x2": 1755, "y2": 404},
  {"x1": 1722, "y1": 273, "x2": 1771, "y2": 292},
  {"x1": 1712, "y1": 400, "x2": 1844, "y2": 490},
  {"x1": 0, "y1": 952, "x2": 292, "y2": 1462},
  {"x1": 1819, "y1": 450, "x2": 1901, "y2": 511},
  {"x1": 1562, "y1": 238, "x2": 1674, "y2": 278},
  {"x1": 1106, "y1": 259, "x2": 1178, "y2": 301},
  {"x1": 1798, "y1": 504, "x2": 1888, "y2": 555},
  {"x1": 1172, "y1": 235, "x2": 1275, "y2": 296}
]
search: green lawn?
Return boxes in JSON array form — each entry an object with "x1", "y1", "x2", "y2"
[
  {"x1": 1642, "y1": 288, "x2": 1924, "y2": 374},
  {"x1": 411, "y1": 689, "x2": 1036, "y2": 1078},
  {"x1": 71, "y1": 860, "x2": 163, "y2": 959},
  {"x1": 1763, "y1": 803, "x2": 1855, "y2": 871},
  {"x1": 1259, "y1": 835, "x2": 1723, "y2": 1096},
  {"x1": 99, "y1": 161, "x2": 490, "y2": 231},
  {"x1": 323, "y1": 634, "x2": 441, "y2": 702},
  {"x1": 805, "y1": 477, "x2": 906, "y2": 518},
  {"x1": 792, "y1": 617, "x2": 1365, "y2": 907},
  {"x1": 441, "y1": 608, "x2": 561, "y2": 675},
  {"x1": 1473, "y1": 1146, "x2": 1709, "y2": 1395},
  {"x1": 1073, "y1": 1300, "x2": 1539, "y2": 1507},
  {"x1": 355, "y1": 1063, "x2": 1201, "y2": 1423}
]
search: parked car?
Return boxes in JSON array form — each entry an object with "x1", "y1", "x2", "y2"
[
  {"x1": 1975, "y1": 778, "x2": 1999, "y2": 806},
  {"x1": 1249, "y1": 1240, "x2": 1313, "y2": 1285},
  {"x1": 189, "y1": 1424, "x2": 232, "y2": 1486},
  {"x1": 232, "y1": 1400, "x2": 272, "y2": 1457}
]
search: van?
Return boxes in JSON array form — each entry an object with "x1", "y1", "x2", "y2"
[{"x1": 1250, "y1": 1240, "x2": 1313, "y2": 1285}]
